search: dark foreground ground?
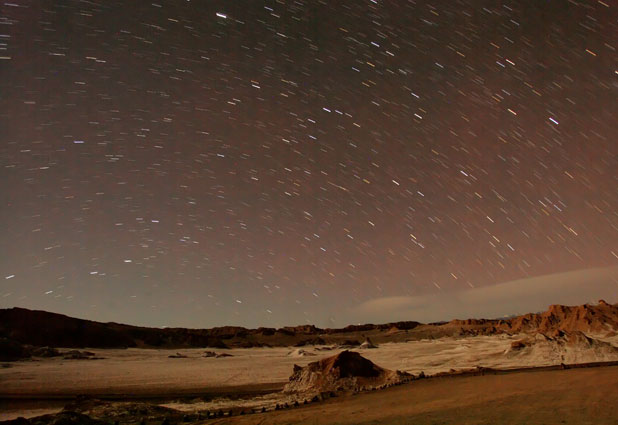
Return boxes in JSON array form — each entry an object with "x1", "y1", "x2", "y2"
[
  {"x1": 3, "y1": 364, "x2": 618, "y2": 425},
  {"x1": 208, "y1": 365, "x2": 618, "y2": 425}
]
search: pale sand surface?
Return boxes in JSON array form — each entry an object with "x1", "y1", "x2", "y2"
[
  {"x1": 2, "y1": 334, "x2": 618, "y2": 398},
  {"x1": 208, "y1": 365, "x2": 618, "y2": 425}
]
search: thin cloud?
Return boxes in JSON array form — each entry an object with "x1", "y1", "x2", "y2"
[{"x1": 353, "y1": 267, "x2": 618, "y2": 324}]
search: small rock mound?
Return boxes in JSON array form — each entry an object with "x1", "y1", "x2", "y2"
[
  {"x1": 60, "y1": 399, "x2": 181, "y2": 424},
  {"x1": 203, "y1": 350, "x2": 232, "y2": 358},
  {"x1": 315, "y1": 345, "x2": 335, "y2": 351},
  {"x1": 294, "y1": 337, "x2": 326, "y2": 347},
  {"x1": 337, "y1": 339, "x2": 361, "y2": 348},
  {"x1": 0, "y1": 339, "x2": 63, "y2": 361},
  {"x1": 63, "y1": 350, "x2": 97, "y2": 360},
  {"x1": 288, "y1": 348, "x2": 316, "y2": 357},
  {"x1": 359, "y1": 337, "x2": 377, "y2": 349},
  {"x1": 31, "y1": 347, "x2": 61, "y2": 358},
  {"x1": 284, "y1": 350, "x2": 408, "y2": 395}
]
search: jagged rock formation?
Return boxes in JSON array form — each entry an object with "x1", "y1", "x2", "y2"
[
  {"x1": 284, "y1": 350, "x2": 409, "y2": 394},
  {"x1": 442, "y1": 301, "x2": 618, "y2": 337},
  {"x1": 505, "y1": 330, "x2": 618, "y2": 364},
  {"x1": 506, "y1": 302, "x2": 618, "y2": 334},
  {"x1": 1, "y1": 301, "x2": 616, "y2": 352}
]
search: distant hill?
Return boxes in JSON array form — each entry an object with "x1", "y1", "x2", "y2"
[
  {"x1": 443, "y1": 300, "x2": 618, "y2": 336},
  {"x1": 0, "y1": 307, "x2": 421, "y2": 349},
  {"x1": 507, "y1": 301, "x2": 618, "y2": 334},
  {"x1": 1, "y1": 301, "x2": 616, "y2": 351}
]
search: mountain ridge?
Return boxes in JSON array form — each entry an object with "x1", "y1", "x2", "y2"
[{"x1": 1, "y1": 301, "x2": 616, "y2": 350}]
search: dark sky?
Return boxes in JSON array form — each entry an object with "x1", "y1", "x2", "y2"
[{"x1": 1, "y1": 0, "x2": 617, "y2": 328}]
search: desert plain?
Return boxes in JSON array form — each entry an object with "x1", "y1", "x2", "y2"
[{"x1": 2, "y1": 302, "x2": 618, "y2": 424}]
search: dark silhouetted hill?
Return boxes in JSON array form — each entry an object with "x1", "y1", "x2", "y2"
[{"x1": 1, "y1": 301, "x2": 616, "y2": 351}]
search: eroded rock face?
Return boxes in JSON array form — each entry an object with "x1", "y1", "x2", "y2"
[
  {"x1": 284, "y1": 350, "x2": 409, "y2": 394},
  {"x1": 504, "y1": 330, "x2": 618, "y2": 364},
  {"x1": 441, "y1": 301, "x2": 618, "y2": 337},
  {"x1": 508, "y1": 302, "x2": 618, "y2": 335}
]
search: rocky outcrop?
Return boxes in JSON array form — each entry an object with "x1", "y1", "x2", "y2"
[
  {"x1": 284, "y1": 350, "x2": 409, "y2": 394},
  {"x1": 442, "y1": 301, "x2": 618, "y2": 337},
  {"x1": 505, "y1": 330, "x2": 618, "y2": 364},
  {"x1": 507, "y1": 302, "x2": 618, "y2": 335}
]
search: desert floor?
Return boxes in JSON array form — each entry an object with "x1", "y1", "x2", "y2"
[
  {"x1": 6, "y1": 333, "x2": 618, "y2": 397},
  {"x1": 2, "y1": 333, "x2": 618, "y2": 421},
  {"x1": 208, "y1": 365, "x2": 618, "y2": 425}
]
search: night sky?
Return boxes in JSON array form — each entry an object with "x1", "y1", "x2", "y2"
[{"x1": 1, "y1": 0, "x2": 617, "y2": 328}]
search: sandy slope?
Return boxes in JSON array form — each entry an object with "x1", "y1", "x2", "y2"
[{"x1": 208, "y1": 365, "x2": 618, "y2": 425}]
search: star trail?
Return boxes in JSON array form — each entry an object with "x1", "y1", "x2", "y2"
[{"x1": 1, "y1": 0, "x2": 616, "y2": 327}]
